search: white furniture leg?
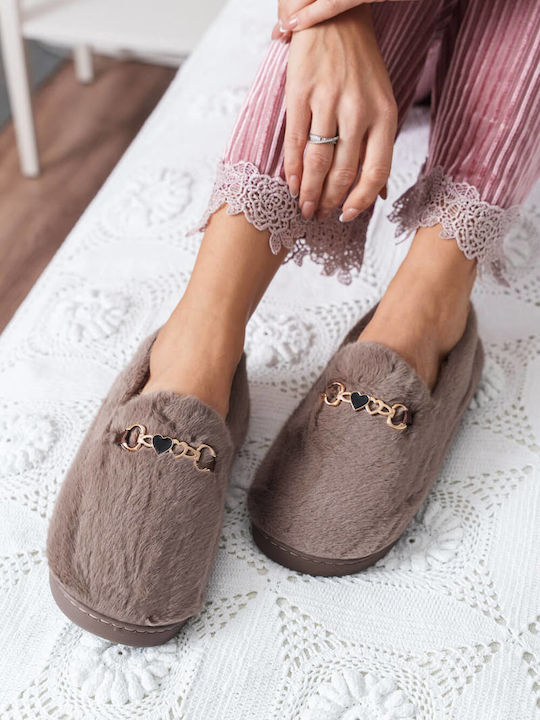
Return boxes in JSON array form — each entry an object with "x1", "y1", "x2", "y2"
[
  {"x1": 73, "y1": 44, "x2": 94, "y2": 84},
  {"x1": 0, "y1": 0, "x2": 40, "y2": 177}
]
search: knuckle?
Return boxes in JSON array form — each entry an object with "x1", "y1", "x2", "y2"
[
  {"x1": 320, "y1": 197, "x2": 340, "y2": 212},
  {"x1": 378, "y1": 96, "x2": 398, "y2": 124},
  {"x1": 331, "y1": 167, "x2": 357, "y2": 188},
  {"x1": 284, "y1": 152, "x2": 301, "y2": 167},
  {"x1": 290, "y1": 88, "x2": 311, "y2": 106},
  {"x1": 301, "y1": 190, "x2": 319, "y2": 206},
  {"x1": 310, "y1": 156, "x2": 330, "y2": 173},
  {"x1": 284, "y1": 158, "x2": 301, "y2": 178},
  {"x1": 350, "y1": 110, "x2": 369, "y2": 134},
  {"x1": 354, "y1": 190, "x2": 376, "y2": 208},
  {"x1": 285, "y1": 130, "x2": 307, "y2": 149},
  {"x1": 312, "y1": 90, "x2": 338, "y2": 111},
  {"x1": 364, "y1": 165, "x2": 390, "y2": 184},
  {"x1": 306, "y1": 150, "x2": 332, "y2": 172},
  {"x1": 284, "y1": 162, "x2": 301, "y2": 179},
  {"x1": 325, "y1": 0, "x2": 340, "y2": 12},
  {"x1": 352, "y1": 194, "x2": 371, "y2": 209},
  {"x1": 341, "y1": 93, "x2": 362, "y2": 115},
  {"x1": 286, "y1": 86, "x2": 309, "y2": 110},
  {"x1": 324, "y1": 88, "x2": 340, "y2": 107}
]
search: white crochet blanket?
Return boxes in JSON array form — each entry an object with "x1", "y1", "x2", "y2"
[{"x1": 1, "y1": 1, "x2": 539, "y2": 718}]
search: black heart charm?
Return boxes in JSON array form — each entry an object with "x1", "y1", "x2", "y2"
[
  {"x1": 350, "y1": 392, "x2": 369, "y2": 411},
  {"x1": 152, "y1": 435, "x2": 173, "y2": 454}
]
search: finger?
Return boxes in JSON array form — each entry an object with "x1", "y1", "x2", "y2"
[
  {"x1": 284, "y1": 93, "x2": 311, "y2": 199},
  {"x1": 299, "y1": 110, "x2": 337, "y2": 219},
  {"x1": 340, "y1": 119, "x2": 395, "y2": 222},
  {"x1": 271, "y1": 22, "x2": 292, "y2": 41},
  {"x1": 278, "y1": 0, "x2": 312, "y2": 28},
  {"x1": 271, "y1": 22, "x2": 282, "y2": 40},
  {"x1": 283, "y1": 0, "x2": 359, "y2": 32},
  {"x1": 317, "y1": 117, "x2": 364, "y2": 221}
]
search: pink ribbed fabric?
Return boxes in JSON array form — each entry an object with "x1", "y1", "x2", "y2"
[{"x1": 194, "y1": 0, "x2": 540, "y2": 283}]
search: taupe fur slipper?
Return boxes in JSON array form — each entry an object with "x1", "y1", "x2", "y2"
[
  {"x1": 47, "y1": 331, "x2": 249, "y2": 646},
  {"x1": 249, "y1": 305, "x2": 483, "y2": 576}
]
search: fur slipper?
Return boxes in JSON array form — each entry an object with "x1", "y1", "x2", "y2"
[
  {"x1": 47, "y1": 332, "x2": 249, "y2": 646},
  {"x1": 249, "y1": 305, "x2": 483, "y2": 576}
]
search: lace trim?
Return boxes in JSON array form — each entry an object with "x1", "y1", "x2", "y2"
[
  {"x1": 188, "y1": 160, "x2": 370, "y2": 285},
  {"x1": 388, "y1": 166, "x2": 520, "y2": 283}
]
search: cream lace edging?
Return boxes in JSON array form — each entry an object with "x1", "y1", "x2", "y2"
[
  {"x1": 189, "y1": 161, "x2": 519, "y2": 285},
  {"x1": 188, "y1": 160, "x2": 370, "y2": 285},
  {"x1": 389, "y1": 166, "x2": 520, "y2": 283}
]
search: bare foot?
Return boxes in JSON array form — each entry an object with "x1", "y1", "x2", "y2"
[
  {"x1": 141, "y1": 302, "x2": 245, "y2": 419},
  {"x1": 359, "y1": 226, "x2": 477, "y2": 390}
]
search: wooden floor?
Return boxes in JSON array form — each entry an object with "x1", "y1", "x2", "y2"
[{"x1": 0, "y1": 56, "x2": 175, "y2": 331}]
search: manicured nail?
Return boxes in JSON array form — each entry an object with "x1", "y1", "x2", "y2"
[
  {"x1": 339, "y1": 207, "x2": 360, "y2": 223},
  {"x1": 302, "y1": 201, "x2": 315, "y2": 220},
  {"x1": 287, "y1": 16, "x2": 298, "y2": 29},
  {"x1": 279, "y1": 21, "x2": 286, "y2": 33},
  {"x1": 379, "y1": 184, "x2": 388, "y2": 200},
  {"x1": 289, "y1": 175, "x2": 299, "y2": 198}
]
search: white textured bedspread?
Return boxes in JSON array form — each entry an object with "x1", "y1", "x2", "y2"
[{"x1": 1, "y1": 0, "x2": 539, "y2": 718}]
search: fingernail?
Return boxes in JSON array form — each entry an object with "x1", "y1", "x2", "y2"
[
  {"x1": 287, "y1": 16, "x2": 298, "y2": 29},
  {"x1": 318, "y1": 208, "x2": 331, "y2": 222},
  {"x1": 379, "y1": 184, "x2": 388, "y2": 200},
  {"x1": 339, "y1": 208, "x2": 360, "y2": 223},
  {"x1": 289, "y1": 175, "x2": 299, "y2": 198},
  {"x1": 279, "y1": 21, "x2": 286, "y2": 33},
  {"x1": 302, "y1": 201, "x2": 315, "y2": 220}
]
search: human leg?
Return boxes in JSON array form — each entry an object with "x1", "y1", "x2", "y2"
[
  {"x1": 143, "y1": 1, "x2": 448, "y2": 413},
  {"x1": 142, "y1": 209, "x2": 286, "y2": 417},
  {"x1": 362, "y1": 0, "x2": 540, "y2": 388}
]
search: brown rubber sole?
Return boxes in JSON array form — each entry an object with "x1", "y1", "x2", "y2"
[
  {"x1": 251, "y1": 523, "x2": 395, "y2": 576},
  {"x1": 49, "y1": 573, "x2": 187, "y2": 647}
]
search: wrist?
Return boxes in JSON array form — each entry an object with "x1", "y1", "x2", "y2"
[{"x1": 333, "y1": 3, "x2": 373, "y2": 30}]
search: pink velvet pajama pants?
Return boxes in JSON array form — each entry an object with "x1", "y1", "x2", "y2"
[{"x1": 196, "y1": 0, "x2": 540, "y2": 284}]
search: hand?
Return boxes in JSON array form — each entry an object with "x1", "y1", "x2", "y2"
[
  {"x1": 284, "y1": 6, "x2": 397, "y2": 222},
  {"x1": 272, "y1": 0, "x2": 409, "y2": 38}
]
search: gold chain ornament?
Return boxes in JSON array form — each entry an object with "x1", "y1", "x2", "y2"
[
  {"x1": 120, "y1": 424, "x2": 216, "y2": 472},
  {"x1": 321, "y1": 381, "x2": 410, "y2": 431}
]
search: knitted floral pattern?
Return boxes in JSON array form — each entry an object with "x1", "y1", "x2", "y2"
[
  {"x1": 70, "y1": 634, "x2": 177, "y2": 705},
  {"x1": 190, "y1": 160, "x2": 370, "y2": 285},
  {"x1": 303, "y1": 669, "x2": 416, "y2": 720},
  {"x1": 389, "y1": 166, "x2": 519, "y2": 282}
]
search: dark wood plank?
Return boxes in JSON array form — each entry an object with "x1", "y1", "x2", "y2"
[{"x1": 0, "y1": 56, "x2": 175, "y2": 331}]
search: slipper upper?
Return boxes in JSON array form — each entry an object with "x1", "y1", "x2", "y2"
[
  {"x1": 248, "y1": 307, "x2": 483, "y2": 561},
  {"x1": 47, "y1": 332, "x2": 249, "y2": 627}
]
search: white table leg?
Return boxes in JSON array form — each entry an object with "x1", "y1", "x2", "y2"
[
  {"x1": 0, "y1": 0, "x2": 40, "y2": 177},
  {"x1": 73, "y1": 44, "x2": 94, "y2": 84}
]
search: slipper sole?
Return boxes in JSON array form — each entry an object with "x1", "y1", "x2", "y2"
[
  {"x1": 49, "y1": 573, "x2": 187, "y2": 647},
  {"x1": 251, "y1": 523, "x2": 395, "y2": 576}
]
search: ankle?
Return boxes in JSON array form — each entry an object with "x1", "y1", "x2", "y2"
[
  {"x1": 180, "y1": 278, "x2": 253, "y2": 329},
  {"x1": 386, "y1": 232, "x2": 474, "y2": 334},
  {"x1": 142, "y1": 300, "x2": 246, "y2": 418},
  {"x1": 402, "y1": 225, "x2": 477, "y2": 300},
  {"x1": 358, "y1": 227, "x2": 477, "y2": 388},
  {"x1": 165, "y1": 299, "x2": 245, "y2": 360},
  {"x1": 359, "y1": 235, "x2": 475, "y2": 389}
]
